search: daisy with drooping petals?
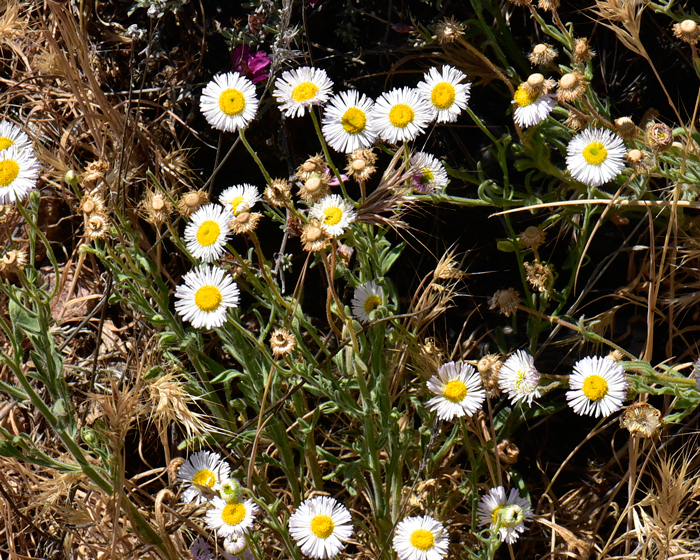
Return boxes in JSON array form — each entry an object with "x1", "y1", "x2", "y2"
[
  {"x1": 393, "y1": 515, "x2": 449, "y2": 560},
  {"x1": 374, "y1": 87, "x2": 432, "y2": 144},
  {"x1": 219, "y1": 184, "x2": 261, "y2": 216},
  {"x1": 174, "y1": 265, "x2": 240, "y2": 329},
  {"x1": 0, "y1": 121, "x2": 31, "y2": 152},
  {"x1": 0, "y1": 146, "x2": 40, "y2": 204},
  {"x1": 416, "y1": 65, "x2": 471, "y2": 123},
  {"x1": 321, "y1": 90, "x2": 377, "y2": 153},
  {"x1": 352, "y1": 280, "x2": 384, "y2": 324},
  {"x1": 273, "y1": 67, "x2": 334, "y2": 118},
  {"x1": 409, "y1": 152, "x2": 449, "y2": 194},
  {"x1": 512, "y1": 83, "x2": 556, "y2": 128},
  {"x1": 178, "y1": 450, "x2": 231, "y2": 504},
  {"x1": 566, "y1": 356, "x2": 628, "y2": 417},
  {"x1": 309, "y1": 194, "x2": 357, "y2": 237},
  {"x1": 499, "y1": 350, "x2": 541, "y2": 406},
  {"x1": 184, "y1": 204, "x2": 232, "y2": 262},
  {"x1": 200, "y1": 72, "x2": 259, "y2": 133},
  {"x1": 288, "y1": 496, "x2": 354, "y2": 559},
  {"x1": 566, "y1": 128, "x2": 627, "y2": 187},
  {"x1": 425, "y1": 361, "x2": 486, "y2": 421},
  {"x1": 477, "y1": 486, "x2": 532, "y2": 544},
  {"x1": 206, "y1": 496, "x2": 258, "y2": 537}
]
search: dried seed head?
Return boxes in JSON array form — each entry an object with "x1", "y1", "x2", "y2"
[
  {"x1": 0, "y1": 248, "x2": 28, "y2": 274},
  {"x1": 270, "y1": 328, "x2": 296, "y2": 359},
  {"x1": 478, "y1": 354, "x2": 503, "y2": 397},
  {"x1": 627, "y1": 149, "x2": 652, "y2": 174},
  {"x1": 142, "y1": 191, "x2": 173, "y2": 227},
  {"x1": 606, "y1": 350, "x2": 625, "y2": 362},
  {"x1": 497, "y1": 440, "x2": 520, "y2": 465},
  {"x1": 0, "y1": 204, "x2": 19, "y2": 224},
  {"x1": 509, "y1": 0, "x2": 532, "y2": 6},
  {"x1": 298, "y1": 173, "x2": 330, "y2": 203},
  {"x1": 435, "y1": 15, "x2": 465, "y2": 44},
  {"x1": 615, "y1": 116, "x2": 637, "y2": 140},
  {"x1": 573, "y1": 37, "x2": 594, "y2": 64},
  {"x1": 230, "y1": 211, "x2": 262, "y2": 235},
  {"x1": 177, "y1": 190, "x2": 209, "y2": 217},
  {"x1": 78, "y1": 192, "x2": 106, "y2": 216},
  {"x1": 265, "y1": 178, "x2": 292, "y2": 207},
  {"x1": 286, "y1": 214, "x2": 303, "y2": 237},
  {"x1": 523, "y1": 73, "x2": 546, "y2": 96},
  {"x1": 620, "y1": 402, "x2": 662, "y2": 439},
  {"x1": 529, "y1": 43, "x2": 558, "y2": 66},
  {"x1": 346, "y1": 148, "x2": 377, "y2": 182},
  {"x1": 557, "y1": 71, "x2": 587, "y2": 102},
  {"x1": 519, "y1": 225, "x2": 546, "y2": 249},
  {"x1": 525, "y1": 261, "x2": 553, "y2": 293},
  {"x1": 301, "y1": 219, "x2": 331, "y2": 252},
  {"x1": 489, "y1": 288, "x2": 520, "y2": 317},
  {"x1": 85, "y1": 213, "x2": 110, "y2": 241},
  {"x1": 645, "y1": 122, "x2": 673, "y2": 152},
  {"x1": 538, "y1": 0, "x2": 560, "y2": 12},
  {"x1": 673, "y1": 19, "x2": 700, "y2": 45},
  {"x1": 566, "y1": 111, "x2": 589, "y2": 131},
  {"x1": 296, "y1": 155, "x2": 326, "y2": 181},
  {"x1": 336, "y1": 243, "x2": 354, "y2": 267},
  {"x1": 83, "y1": 160, "x2": 109, "y2": 184}
]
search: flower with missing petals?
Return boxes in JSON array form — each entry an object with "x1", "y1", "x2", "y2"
[
  {"x1": 477, "y1": 486, "x2": 532, "y2": 544},
  {"x1": 499, "y1": 350, "x2": 541, "y2": 406}
]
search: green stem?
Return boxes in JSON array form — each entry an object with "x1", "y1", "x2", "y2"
[
  {"x1": 240, "y1": 128, "x2": 272, "y2": 184},
  {"x1": 309, "y1": 109, "x2": 351, "y2": 201}
]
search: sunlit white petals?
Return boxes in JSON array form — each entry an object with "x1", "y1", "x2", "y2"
[
  {"x1": 219, "y1": 184, "x2": 261, "y2": 216},
  {"x1": 174, "y1": 265, "x2": 240, "y2": 329},
  {"x1": 288, "y1": 496, "x2": 353, "y2": 559},
  {"x1": 0, "y1": 146, "x2": 40, "y2": 204},
  {"x1": 566, "y1": 128, "x2": 627, "y2": 186},
  {"x1": 184, "y1": 204, "x2": 232, "y2": 262},
  {"x1": 409, "y1": 152, "x2": 449, "y2": 194},
  {"x1": 0, "y1": 120, "x2": 31, "y2": 152},
  {"x1": 416, "y1": 65, "x2": 470, "y2": 123},
  {"x1": 566, "y1": 356, "x2": 628, "y2": 417},
  {"x1": 374, "y1": 87, "x2": 432, "y2": 144},
  {"x1": 512, "y1": 84, "x2": 556, "y2": 128},
  {"x1": 309, "y1": 194, "x2": 356, "y2": 237},
  {"x1": 393, "y1": 515, "x2": 449, "y2": 560},
  {"x1": 477, "y1": 486, "x2": 532, "y2": 544},
  {"x1": 425, "y1": 361, "x2": 486, "y2": 421},
  {"x1": 273, "y1": 67, "x2": 334, "y2": 118},
  {"x1": 352, "y1": 280, "x2": 384, "y2": 324},
  {"x1": 206, "y1": 496, "x2": 258, "y2": 538},
  {"x1": 499, "y1": 350, "x2": 541, "y2": 406},
  {"x1": 178, "y1": 450, "x2": 231, "y2": 505},
  {"x1": 200, "y1": 72, "x2": 258, "y2": 133},
  {"x1": 322, "y1": 90, "x2": 377, "y2": 153}
]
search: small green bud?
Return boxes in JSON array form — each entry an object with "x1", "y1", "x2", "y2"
[
  {"x1": 65, "y1": 169, "x2": 79, "y2": 185},
  {"x1": 219, "y1": 477, "x2": 242, "y2": 502}
]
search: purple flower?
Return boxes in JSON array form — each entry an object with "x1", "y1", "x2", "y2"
[
  {"x1": 190, "y1": 537, "x2": 214, "y2": 560},
  {"x1": 232, "y1": 45, "x2": 270, "y2": 85}
]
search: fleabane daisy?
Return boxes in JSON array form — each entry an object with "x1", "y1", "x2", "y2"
[
  {"x1": 477, "y1": 486, "x2": 532, "y2": 544},
  {"x1": 273, "y1": 67, "x2": 334, "y2": 118},
  {"x1": 409, "y1": 152, "x2": 449, "y2": 194},
  {"x1": 288, "y1": 496, "x2": 353, "y2": 559},
  {"x1": 0, "y1": 121, "x2": 32, "y2": 152},
  {"x1": 566, "y1": 356, "x2": 628, "y2": 417},
  {"x1": 206, "y1": 496, "x2": 258, "y2": 537},
  {"x1": 219, "y1": 184, "x2": 261, "y2": 216},
  {"x1": 499, "y1": 350, "x2": 541, "y2": 406},
  {"x1": 200, "y1": 72, "x2": 259, "y2": 133},
  {"x1": 309, "y1": 194, "x2": 357, "y2": 237},
  {"x1": 321, "y1": 90, "x2": 377, "y2": 153},
  {"x1": 416, "y1": 65, "x2": 471, "y2": 123},
  {"x1": 374, "y1": 87, "x2": 432, "y2": 144},
  {"x1": 512, "y1": 83, "x2": 556, "y2": 128},
  {"x1": 174, "y1": 265, "x2": 240, "y2": 329},
  {"x1": 178, "y1": 450, "x2": 231, "y2": 505},
  {"x1": 566, "y1": 128, "x2": 627, "y2": 187},
  {"x1": 184, "y1": 204, "x2": 232, "y2": 262},
  {"x1": 0, "y1": 146, "x2": 40, "y2": 204},
  {"x1": 352, "y1": 280, "x2": 384, "y2": 324},
  {"x1": 393, "y1": 515, "x2": 449, "y2": 560},
  {"x1": 425, "y1": 361, "x2": 486, "y2": 421}
]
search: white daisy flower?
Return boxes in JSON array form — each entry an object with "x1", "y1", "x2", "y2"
[
  {"x1": 373, "y1": 87, "x2": 432, "y2": 144},
  {"x1": 200, "y1": 72, "x2": 259, "y2": 133},
  {"x1": 184, "y1": 204, "x2": 232, "y2": 263},
  {"x1": 309, "y1": 194, "x2": 357, "y2": 237},
  {"x1": 477, "y1": 486, "x2": 532, "y2": 544},
  {"x1": 174, "y1": 265, "x2": 240, "y2": 329},
  {"x1": 273, "y1": 67, "x2": 334, "y2": 118},
  {"x1": 499, "y1": 350, "x2": 541, "y2": 406},
  {"x1": 566, "y1": 128, "x2": 627, "y2": 187},
  {"x1": 288, "y1": 496, "x2": 354, "y2": 559},
  {"x1": 416, "y1": 65, "x2": 471, "y2": 123},
  {"x1": 321, "y1": 90, "x2": 377, "y2": 153},
  {"x1": 512, "y1": 83, "x2": 556, "y2": 128},
  {"x1": 178, "y1": 450, "x2": 231, "y2": 505},
  {"x1": 223, "y1": 532, "x2": 250, "y2": 556},
  {"x1": 425, "y1": 361, "x2": 486, "y2": 421},
  {"x1": 219, "y1": 184, "x2": 261, "y2": 216},
  {"x1": 566, "y1": 356, "x2": 628, "y2": 417},
  {"x1": 392, "y1": 515, "x2": 449, "y2": 560},
  {"x1": 352, "y1": 280, "x2": 384, "y2": 324},
  {"x1": 206, "y1": 496, "x2": 258, "y2": 538},
  {"x1": 0, "y1": 120, "x2": 31, "y2": 152},
  {"x1": 0, "y1": 145, "x2": 40, "y2": 204},
  {"x1": 409, "y1": 152, "x2": 449, "y2": 194}
]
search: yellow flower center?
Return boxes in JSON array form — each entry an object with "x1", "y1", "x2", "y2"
[
  {"x1": 409, "y1": 528, "x2": 434, "y2": 551},
  {"x1": 218, "y1": 88, "x2": 246, "y2": 116},
  {"x1": 194, "y1": 285, "x2": 223, "y2": 312},
  {"x1": 419, "y1": 167, "x2": 434, "y2": 184},
  {"x1": 228, "y1": 195, "x2": 247, "y2": 215},
  {"x1": 431, "y1": 82, "x2": 456, "y2": 109},
  {"x1": 341, "y1": 107, "x2": 366, "y2": 134},
  {"x1": 291, "y1": 81, "x2": 319, "y2": 103},
  {"x1": 443, "y1": 379, "x2": 467, "y2": 402},
  {"x1": 0, "y1": 159, "x2": 20, "y2": 187},
  {"x1": 310, "y1": 515, "x2": 335, "y2": 539},
  {"x1": 196, "y1": 220, "x2": 221, "y2": 246},
  {"x1": 582, "y1": 142, "x2": 608, "y2": 165},
  {"x1": 582, "y1": 374, "x2": 609, "y2": 401},
  {"x1": 0, "y1": 137, "x2": 14, "y2": 150},
  {"x1": 323, "y1": 206, "x2": 343, "y2": 226},
  {"x1": 363, "y1": 295, "x2": 382, "y2": 314},
  {"x1": 388, "y1": 104, "x2": 414, "y2": 128},
  {"x1": 192, "y1": 468, "x2": 215, "y2": 488},
  {"x1": 513, "y1": 84, "x2": 537, "y2": 107},
  {"x1": 491, "y1": 505, "x2": 505, "y2": 524},
  {"x1": 222, "y1": 502, "x2": 247, "y2": 526}
]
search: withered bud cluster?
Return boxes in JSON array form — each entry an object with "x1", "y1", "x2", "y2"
[
  {"x1": 525, "y1": 262, "x2": 553, "y2": 293},
  {"x1": 478, "y1": 354, "x2": 503, "y2": 397},
  {"x1": 566, "y1": 111, "x2": 589, "y2": 131}
]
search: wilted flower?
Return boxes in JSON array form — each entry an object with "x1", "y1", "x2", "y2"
[
  {"x1": 673, "y1": 19, "x2": 700, "y2": 45},
  {"x1": 645, "y1": 122, "x2": 673, "y2": 153},
  {"x1": 614, "y1": 117, "x2": 637, "y2": 140},
  {"x1": 620, "y1": 402, "x2": 662, "y2": 439},
  {"x1": 573, "y1": 37, "x2": 595, "y2": 64},
  {"x1": 345, "y1": 148, "x2": 377, "y2": 182},
  {"x1": 557, "y1": 71, "x2": 587, "y2": 103},
  {"x1": 435, "y1": 16, "x2": 465, "y2": 44},
  {"x1": 529, "y1": 43, "x2": 558, "y2": 66},
  {"x1": 0, "y1": 248, "x2": 28, "y2": 274},
  {"x1": 518, "y1": 225, "x2": 545, "y2": 250},
  {"x1": 85, "y1": 213, "x2": 111, "y2": 241},
  {"x1": 265, "y1": 178, "x2": 292, "y2": 207},
  {"x1": 490, "y1": 288, "x2": 520, "y2": 317},
  {"x1": 270, "y1": 328, "x2": 296, "y2": 358},
  {"x1": 301, "y1": 219, "x2": 331, "y2": 252},
  {"x1": 178, "y1": 190, "x2": 209, "y2": 218}
]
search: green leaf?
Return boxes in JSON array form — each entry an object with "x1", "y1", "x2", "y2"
[{"x1": 8, "y1": 297, "x2": 41, "y2": 335}]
